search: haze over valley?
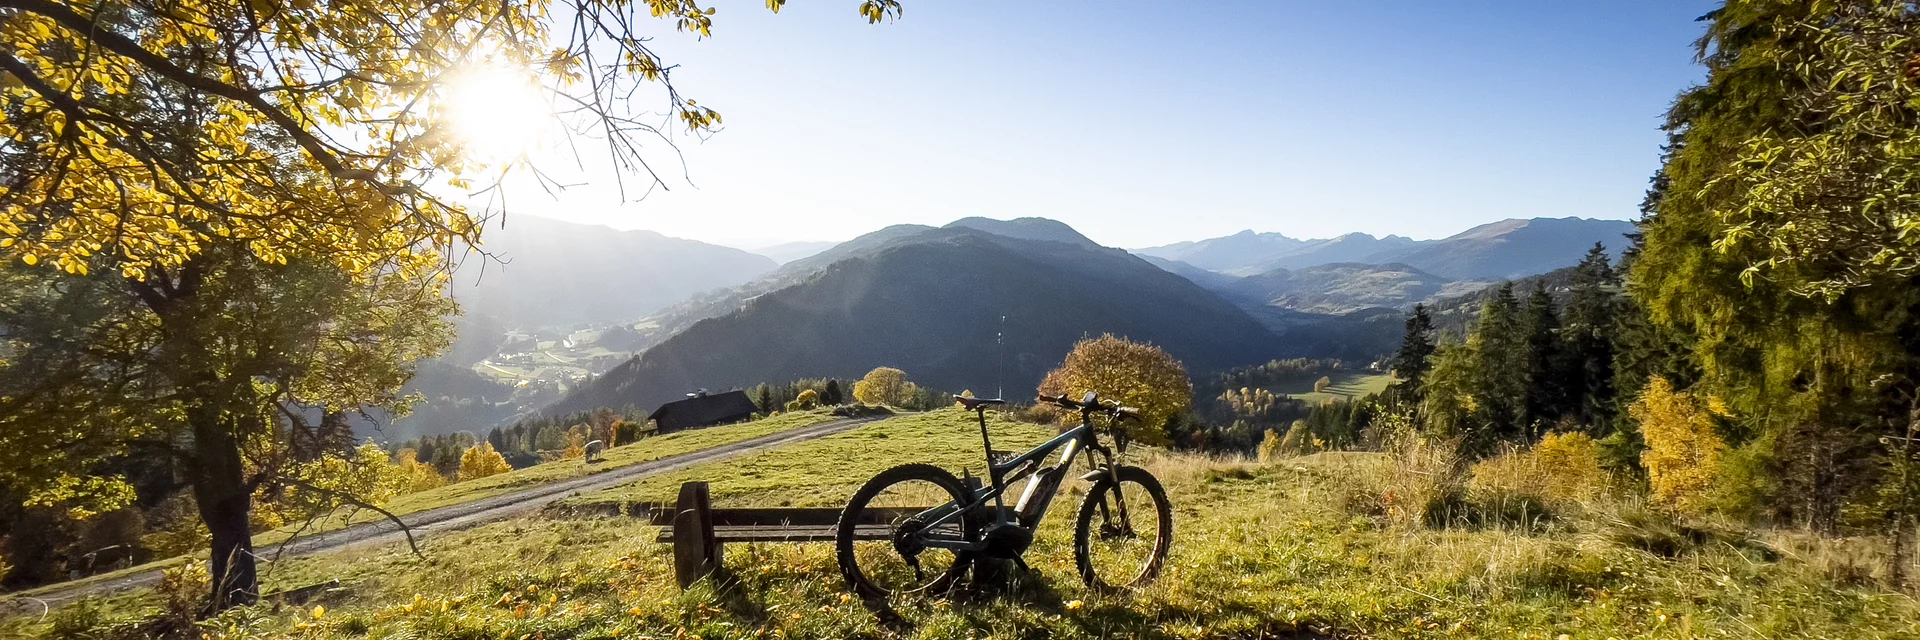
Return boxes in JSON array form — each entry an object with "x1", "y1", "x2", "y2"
[{"x1": 387, "y1": 212, "x2": 1637, "y2": 439}]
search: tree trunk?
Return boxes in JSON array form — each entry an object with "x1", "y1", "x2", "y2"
[{"x1": 192, "y1": 414, "x2": 257, "y2": 610}]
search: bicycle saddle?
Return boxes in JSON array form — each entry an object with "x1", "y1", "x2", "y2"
[{"x1": 956, "y1": 396, "x2": 1006, "y2": 410}]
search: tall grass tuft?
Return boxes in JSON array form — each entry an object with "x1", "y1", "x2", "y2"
[{"x1": 1339, "y1": 434, "x2": 1466, "y2": 529}]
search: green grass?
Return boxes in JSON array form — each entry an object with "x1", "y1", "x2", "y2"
[
  {"x1": 563, "y1": 407, "x2": 1055, "y2": 509},
  {"x1": 2, "y1": 410, "x2": 845, "y2": 603},
  {"x1": 16, "y1": 409, "x2": 1920, "y2": 639},
  {"x1": 257, "y1": 408, "x2": 849, "y2": 544},
  {"x1": 1288, "y1": 372, "x2": 1395, "y2": 404}
]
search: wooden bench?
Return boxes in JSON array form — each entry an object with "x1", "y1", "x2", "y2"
[{"x1": 637, "y1": 481, "x2": 920, "y2": 588}]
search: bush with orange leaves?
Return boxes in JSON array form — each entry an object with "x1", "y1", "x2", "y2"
[
  {"x1": 1037, "y1": 334, "x2": 1191, "y2": 446},
  {"x1": 1629, "y1": 376, "x2": 1727, "y2": 518}
]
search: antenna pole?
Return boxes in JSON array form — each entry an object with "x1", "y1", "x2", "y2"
[{"x1": 997, "y1": 314, "x2": 1006, "y2": 400}]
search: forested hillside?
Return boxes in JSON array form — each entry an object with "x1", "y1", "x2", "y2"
[{"x1": 546, "y1": 227, "x2": 1281, "y2": 413}]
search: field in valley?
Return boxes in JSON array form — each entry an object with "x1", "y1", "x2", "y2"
[
  {"x1": 15, "y1": 408, "x2": 1917, "y2": 639},
  {"x1": 1284, "y1": 372, "x2": 1395, "y2": 405}
]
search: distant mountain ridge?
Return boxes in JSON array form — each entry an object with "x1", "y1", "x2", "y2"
[
  {"x1": 450, "y1": 215, "x2": 776, "y2": 330},
  {"x1": 1220, "y1": 262, "x2": 1478, "y2": 315},
  {"x1": 543, "y1": 221, "x2": 1283, "y2": 414},
  {"x1": 1365, "y1": 217, "x2": 1631, "y2": 280},
  {"x1": 1136, "y1": 230, "x2": 1305, "y2": 272},
  {"x1": 752, "y1": 241, "x2": 838, "y2": 265},
  {"x1": 1235, "y1": 233, "x2": 1421, "y2": 276},
  {"x1": 1135, "y1": 217, "x2": 1633, "y2": 280}
]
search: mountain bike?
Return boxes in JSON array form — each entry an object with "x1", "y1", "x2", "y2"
[{"x1": 834, "y1": 392, "x2": 1172, "y2": 600}]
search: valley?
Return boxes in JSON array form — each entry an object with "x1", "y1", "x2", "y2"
[
  {"x1": 373, "y1": 213, "x2": 1637, "y2": 442},
  {"x1": 7, "y1": 3, "x2": 1917, "y2": 638}
]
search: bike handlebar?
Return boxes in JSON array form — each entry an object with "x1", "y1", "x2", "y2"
[{"x1": 1036, "y1": 393, "x2": 1140, "y2": 422}]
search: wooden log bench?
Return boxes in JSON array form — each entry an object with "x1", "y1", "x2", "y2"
[{"x1": 637, "y1": 481, "x2": 917, "y2": 588}]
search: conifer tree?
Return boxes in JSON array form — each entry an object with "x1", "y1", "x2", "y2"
[
  {"x1": 1393, "y1": 304, "x2": 1437, "y2": 398},
  {"x1": 1562, "y1": 243, "x2": 1620, "y2": 428},
  {"x1": 1521, "y1": 282, "x2": 1566, "y2": 431},
  {"x1": 1471, "y1": 283, "x2": 1529, "y2": 448}
]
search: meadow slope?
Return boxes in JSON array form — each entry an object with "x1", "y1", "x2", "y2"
[{"x1": 15, "y1": 409, "x2": 1918, "y2": 639}]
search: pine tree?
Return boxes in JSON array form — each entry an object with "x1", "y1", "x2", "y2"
[
  {"x1": 1471, "y1": 283, "x2": 1529, "y2": 448},
  {"x1": 1393, "y1": 304, "x2": 1437, "y2": 398},
  {"x1": 1562, "y1": 243, "x2": 1620, "y2": 429},
  {"x1": 1521, "y1": 282, "x2": 1566, "y2": 432},
  {"x1": 822, "y1": 379, "x2": 844, "y2": 406}
]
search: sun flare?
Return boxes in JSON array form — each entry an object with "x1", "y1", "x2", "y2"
[{"x1": 442, "y1": 64, "x2": 551, "y2": 163}]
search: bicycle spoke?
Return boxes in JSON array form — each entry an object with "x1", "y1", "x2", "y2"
[{"x1": 843, "y1": 474, "x2": 968, "y2": 597}]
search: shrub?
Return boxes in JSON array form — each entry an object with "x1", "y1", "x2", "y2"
[
  {"x1": 458, "y1": 442, "x2": 513, "y2": 481},
  {"x1": 1256, "y1": 428, "x2": 1285, "y2": 463},
  {"x1": 159, "y1": 559, "x2": 210, "y2": 630},
  {"x1": 1277, "y1": 420, "x2": 1311, "y2": 455},
  {"x1": 1037, "y1": 334, "x2": 1192, "y2": 446},
  {"x1": 853, "y1": 367, "x2": 916, "y2": 406},
  {"x1": 1629, "y1": 376, "x2": 1726, "y2": 518},
  {"x1": 785, "y1": 389, "x2": 821, "y2": 412},
  {"x1": 563, "y1": 424, "x2": 589, "y2": 459},
  {"x1": 1342, "y1": 434, "x2": 1465, "y2": 529},
  {"x1": 394, "y1": 449, "x2": 447, "y2": 493},
  {"x1": 1465, "y1": 432, "x2": 1610, "y2": 529},
  {"x1": 613, "y1": 420, "x2": 643, "y2": 445},
  {"x1": 1313, "y1": 376, "x2": 1332, "y2": 393}
]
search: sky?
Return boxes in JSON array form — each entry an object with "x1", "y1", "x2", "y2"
[{"x1": 480, "y1": 1, "x2": 1722, "y2": 251}]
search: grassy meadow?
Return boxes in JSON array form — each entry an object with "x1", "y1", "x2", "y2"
[
  {"x1": 1286, "y1": 372, "x2": 1395, "y2": 405},
  {"x1": 16, "y1": 409, "x2": 1920, "y2": 639},
  {"x1": 259, "y1": 408, "x2": 851, "y2": 543},
  {"x1": 2, "y1": 410, "x2": 847, "y2": 605}
]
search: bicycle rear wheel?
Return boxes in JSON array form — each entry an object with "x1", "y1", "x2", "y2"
[
  {"x1": 836, "y1": 463, "x2": 977, "y2": 600},
  {"x1": 1073, "y1": 465, "x2": 1172, "y2": 590}
]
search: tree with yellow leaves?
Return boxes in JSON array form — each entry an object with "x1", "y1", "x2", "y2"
[
  {"x1": 1037, "y1": 334, "x2": 1192, "y2": 446},
  {"x1": 563, "y1": 424, "x2": 590, "y2": 460},
  {"x1": 854, "y1": 367, "x2": 917, "y2": 407},
  {"x1": 1629, "y1": 377, "x2": 1727, "y2": 518},
  {"x1": 394, "y1": 449, "x2": 448, "y2": 494},
  {"x1": 458, "y1": 443, "x2": 514, "y2": 482},
  {"x1": 0, "y1": 0, "x2": 901, "y2": 609}
]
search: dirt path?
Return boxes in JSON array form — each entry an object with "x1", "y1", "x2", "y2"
[{"x1": 2, "y1": 415, "x2": 886, "y2": 614}]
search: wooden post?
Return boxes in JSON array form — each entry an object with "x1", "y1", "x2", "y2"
[{"x1": 671, "y1": 481, "x2": 721, "y2": 588}]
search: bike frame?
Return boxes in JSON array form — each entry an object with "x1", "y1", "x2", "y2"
[{"x1": 908, "y1": 406, "x2": 1131, "y2": 552}]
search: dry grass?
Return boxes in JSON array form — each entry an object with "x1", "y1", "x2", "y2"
[{"x1": 15, "y1": 411, "x2": 1920, "y2": 639}]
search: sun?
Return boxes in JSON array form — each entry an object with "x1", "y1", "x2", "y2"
[{"x1": 441, "y1": 64, "x2": 551, "y2": 163}]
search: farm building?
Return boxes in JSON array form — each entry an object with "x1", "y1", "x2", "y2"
[{"x1": 649, "y1": 390, "x2": 759, "y2": 433}]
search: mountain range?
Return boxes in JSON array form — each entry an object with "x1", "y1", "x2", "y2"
[
  {"x1": 541, "y1": 215, "x2": 1639, "y2": 416},
  {"x1": 544, "y1": 220, "x2": 1281, "y2": 414},
  {"x1": 381, "y1": 213, "x2": 1643, "y2": 429},
  {"x1": 1134, "y1": 217, "x2": 1632, "y2": 280}
]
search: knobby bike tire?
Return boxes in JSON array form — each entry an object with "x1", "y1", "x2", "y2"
[
  {"x1": 1073, "y1": 465, "x2": 1173, "y2": 590},
  {"x1": 835, "y1": 463, "x2": 976, "y2": 600}
]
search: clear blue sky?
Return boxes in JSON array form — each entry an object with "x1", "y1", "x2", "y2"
[{"x1": 494, "y1": 1, "x2": 1721, "y2": 250}]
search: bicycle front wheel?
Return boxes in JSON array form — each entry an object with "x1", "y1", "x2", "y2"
[
  {"x1": 836, "y1": 463, "x2": 977, "y2": 600},
  {"x1": 1073, "y1": 465, "x2": 1172, "y2": 590}
]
